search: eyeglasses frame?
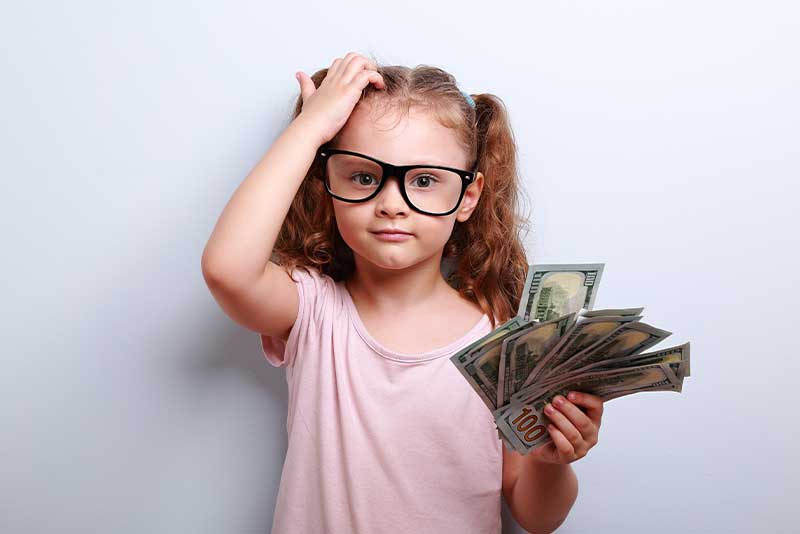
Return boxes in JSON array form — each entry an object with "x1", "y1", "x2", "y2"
[{"x1": 315, "y1": 147, "x2": 478, "y2": 217}]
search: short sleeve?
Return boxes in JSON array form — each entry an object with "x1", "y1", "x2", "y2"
[{"x1": 259, "y1": 265, "x2": 333, "y2": 369}]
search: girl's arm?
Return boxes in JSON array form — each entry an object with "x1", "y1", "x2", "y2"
[
  {"x1": 502, "y1": 447, "x2": 578, "y2": 534},
  {"x1": 201, "y1": 53, "x2": 385, "y2": 340},
  {"x1": 201, "y1": 114, "x2": 323, "y2": 285},
  {"x1": 502, "y1": 391, "x2": 605, "y2": 533},
  {"x1": 200, "y1": 114, "x2": 326, "y2": 338}
]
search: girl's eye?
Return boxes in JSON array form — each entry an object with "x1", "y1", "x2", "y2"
[
  {"x1": 411, "y1": 175, "x2": 439, "y2": 188},
  {"x1": 351, "y1": 173, "x2": 378, "y2": 186}
]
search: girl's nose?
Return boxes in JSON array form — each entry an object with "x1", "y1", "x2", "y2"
[{"x1": 375, "y1": 175, "x2": 410, "y2": 214}]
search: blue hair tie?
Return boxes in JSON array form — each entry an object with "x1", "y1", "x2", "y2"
[{"x1": 460, "y1": 89, "x2": 475, "y2": 109}]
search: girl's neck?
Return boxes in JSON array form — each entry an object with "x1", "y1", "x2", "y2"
[{"x1": 345, "y1": 258, "x2": 452, "y2": 315}]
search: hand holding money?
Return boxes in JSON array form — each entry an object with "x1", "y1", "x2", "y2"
[
  {"x1": 450, "y1": 263, "x2": 691, "y2": 455},
  {"x1": 526, "y1": 390, "x2": 604, "y2": 464}
]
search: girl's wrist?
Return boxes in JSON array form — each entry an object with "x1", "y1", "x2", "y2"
[{"x1": 290, "y1": 113, "x2": 331, "y2": 148}]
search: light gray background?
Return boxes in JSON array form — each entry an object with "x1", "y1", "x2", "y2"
[{"x1": 2, "y1": 1, "x2": 797, "y2": 533}]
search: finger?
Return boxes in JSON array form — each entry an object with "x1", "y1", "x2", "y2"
[
  {"x1": 335, "y1": 51, "x2": 361, "y2": 78},
  {"x1": 544, "y1": 402, "x2": 583, "y2": 445},
  {"x1": 328, "y1": 56, "x2": 344, "y2": 75},
  {"x1": 536, "y1": 441, "x2": 560, "y2": 464},
  {"x1": 296, "y1": 71, "x2": 315, "y2": 101},
  {"x1": 567, "y1": 391, "x2": 604, "y2": 424},
  {"x1": 552, "y1": 395, "x2": 595, "y2": 436},
  {"x1": 354, "y1": 69, "x2": 385, "y2": 90},
  {"x1": 342, "y1": 55, "x2": 380, "y2": 86},
  {"x1": 547, "y1": 423, "x2": 575, "y2": 458}
]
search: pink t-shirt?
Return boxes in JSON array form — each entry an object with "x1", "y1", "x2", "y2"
[{"x1": 259, "y1": 266, "x2": 504, "y2": 534}]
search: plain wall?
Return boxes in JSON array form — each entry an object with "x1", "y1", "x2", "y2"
[{"x1": 1, "y1": 1, "x2": 797, "y2": 532}]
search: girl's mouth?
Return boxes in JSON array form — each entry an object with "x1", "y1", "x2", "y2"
[{"x1": 371, "y1": 231, "x2": 413, "y2": 242}]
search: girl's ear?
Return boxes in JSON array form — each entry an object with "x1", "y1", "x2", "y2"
[{"x1": 455, "y1": 172, "x2": 484, "y2": 223}]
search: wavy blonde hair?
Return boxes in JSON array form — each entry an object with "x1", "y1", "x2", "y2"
[{"x1": 272, "y1": 58, "x2": 533, "y2": 329}]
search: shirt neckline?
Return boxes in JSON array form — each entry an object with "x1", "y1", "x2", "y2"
[{"x1": 338, "y1": 279, "x2": 491, "y2": 363}]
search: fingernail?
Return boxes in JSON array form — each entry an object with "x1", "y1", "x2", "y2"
[
  {"x1": 554, "y1": 395, "x2": 565, "y2": 406},
  {"x1": 568, "y1": 392, "x2": 577, "y2": 401},
  {"x1": 545, "y1": 403, "x2": 555, "y2": 414}
]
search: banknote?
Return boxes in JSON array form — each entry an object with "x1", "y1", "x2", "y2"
[
  {"x1": 497, "y1": 314, "x2": 575, "y2": 408},
  {"x1": 450, "y1": 262, "x2": 692, "y2": 455},
  {"x1": 450, "y1": 316, "x2": 527, "y2": 411},
  {"x1": 495, "y1": 362, "x2": 684, "y2": 453},
  {"x1": 517, "y1": 342, "x2": 691, "y2": 403},
  {"x1": 516, "y1": 263, "x2": 605, "y2": 322},
  {"x1": 544, "y1": 321, "x2": 673, "y2": 381},
  {"x1": 520, "y1": 310, "x2": 645, "y2": 392}
]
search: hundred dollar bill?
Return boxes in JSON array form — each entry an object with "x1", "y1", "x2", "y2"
[
  {"x1": 580, "y1": 307, "x2": 644, "y2": 319},
  {"x1": 473, "y1": 322, "x2": 536, "y2": 400},
  {"x1": 450, "y1": 262, "x2": 691, "y2": 453},
  {"x1": 450, "y1": 316, "x2": 527, "y2": 411},
  {"x1": 511, "y1": 360, "x2": 683, "y2": 414},
  {"x1": 519, "y1": 342, "x2": 691, "y2": 401},
  {"x1": 497, "y1": 363, "x2": 684, "y2": 452},
  {"x1": 468, "y1": 318, "x2": 538, "y2": 410},
  {"x1": 519, "y1": 311, "x2": 644, "y2": 393},
  {"x1": 516, "y1": 263, "x2": 605, "y2": 323},
  {"x1": 497, "y1": 313, "x2": 576, "y2": 408},
  {"x1": 495, "y1": 363, "x2": 684, "y2": 454},
  {"x1": 601, "y1": 371, "x2": 684, "y2": 400},
  {"x1": 547, "y1": 321, "x2": 672, "y2": 379},
  {"x1": 561, "y1": 341, "x2": 690, "y2": 383}
]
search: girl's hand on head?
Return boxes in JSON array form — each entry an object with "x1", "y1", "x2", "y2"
[
  {"x1": 528, "y1": 391, "x2": 604, "y2": 465},
  {"x1": 294, "y1": 52, "x2": 386, "y2": 145}
]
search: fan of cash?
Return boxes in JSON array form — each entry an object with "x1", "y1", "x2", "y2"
[{"x1": 450, "y1": 263, "x2": 691, "y2": 455}]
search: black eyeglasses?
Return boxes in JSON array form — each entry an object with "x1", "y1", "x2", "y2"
[{"x1": 315, "y1": 147, "x2": 478, "y2": 216}]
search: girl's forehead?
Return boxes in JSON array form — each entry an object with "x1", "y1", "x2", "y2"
[{"x1": 335, "y1": 104, "x2": 468, "y2": 167}]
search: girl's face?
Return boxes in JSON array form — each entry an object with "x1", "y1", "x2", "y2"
[{"x1": 329, "y1": 102, "x2": 484, "y2": 272}]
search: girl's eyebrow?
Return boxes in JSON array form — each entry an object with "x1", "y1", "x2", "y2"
[
  {"x1": 336, "y1": 148, "x2": 457, "y2": 168},
  {"x1": 375, "y1": 153, "x2": 454, "y2": 167}
]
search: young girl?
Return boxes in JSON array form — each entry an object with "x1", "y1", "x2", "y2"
[{"x1": 202, "y1": 52, "x2": 604, "y2": 534}]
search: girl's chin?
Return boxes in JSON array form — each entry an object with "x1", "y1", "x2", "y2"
[
  {"x1": 372, "y1": 257, "x2": 415, "y2": 269},
  {"x1": 359, "y1": 252, "x2": 421, "y2": 270}
]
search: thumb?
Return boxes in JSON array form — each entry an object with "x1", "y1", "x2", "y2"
[{"x1": 295, "y1": 71, "x2": 315, "y2": 102}]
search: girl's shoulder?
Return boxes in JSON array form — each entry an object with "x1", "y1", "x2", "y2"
[
  {"x1": 259, "y1": 264, "x2": 339, "y2": 368},
  {"x1": 286, "y1": 264, "x2": 339, "y2": 310}
]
